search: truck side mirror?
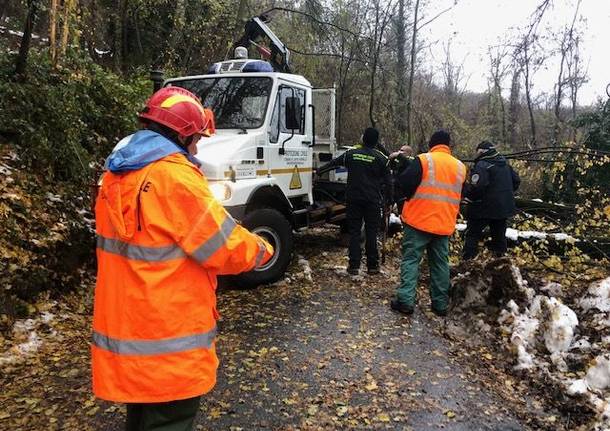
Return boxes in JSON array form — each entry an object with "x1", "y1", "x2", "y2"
[{"x1": 285, "y1": 97, "x2": 301, "y2": 131}]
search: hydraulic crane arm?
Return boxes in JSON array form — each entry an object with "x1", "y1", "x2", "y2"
[{"x1": 233, "y1": 15, "x2": 291, "y2": 74}]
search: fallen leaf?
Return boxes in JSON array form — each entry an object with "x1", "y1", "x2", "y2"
[{"x1": 377, "y1": 413, "x2": 390, "y2": 422}]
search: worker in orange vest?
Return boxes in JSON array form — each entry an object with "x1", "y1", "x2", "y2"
[
  {"x1": 390, "y1": 130, "x2": 466, "y2": 317},
  {"x1": 92, "y1": 86, "x2": 273, "y2": 431}
]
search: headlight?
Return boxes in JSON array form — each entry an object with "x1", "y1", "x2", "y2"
[{"x1": 209, "y1": 182, "x2": 232, "y2": 201}]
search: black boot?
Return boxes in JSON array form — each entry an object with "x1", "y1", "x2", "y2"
[{"x1": 390, "y1": 299, "x2": 414, "y2": 315}]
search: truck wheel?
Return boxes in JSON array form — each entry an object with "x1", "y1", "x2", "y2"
[{"x1": 232, "y1": 208, "x2": 293, "y2": 288}]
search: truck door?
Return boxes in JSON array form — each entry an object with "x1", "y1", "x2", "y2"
[{"x1": 268, "y1": 85, "x2": 313, "y2": 201}]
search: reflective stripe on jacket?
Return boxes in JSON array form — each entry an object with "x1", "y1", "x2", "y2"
[
  {"x1": 402, "y1": 145, "x2": 466, "y2": 235},
  {"x1": 93, "y1": 152, "x2": 272, "y2": 403}
]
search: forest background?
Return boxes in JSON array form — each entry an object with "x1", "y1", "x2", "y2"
[{"x1": 0, "y1": 0, "x2": 609, "y2": 323}]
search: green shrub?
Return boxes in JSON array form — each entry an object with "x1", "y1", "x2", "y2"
[{"x1": 0, "y1": 47, "x2": 150, "y2": 184}]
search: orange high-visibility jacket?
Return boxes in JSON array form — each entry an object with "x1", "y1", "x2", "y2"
[
  {"x1": 402, "y1": 145, "x2": 466, "y2": 236},
  {"x1": 93, "y1": 151, "x2": 272, "y2": 403}
]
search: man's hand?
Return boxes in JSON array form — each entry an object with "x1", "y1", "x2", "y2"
[{"x1": 256, "y1": 236, "x2": 274, "y2": 267}]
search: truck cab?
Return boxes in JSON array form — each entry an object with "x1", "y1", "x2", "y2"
[{"x1": 165, "y1": 56, "x2": 347, "y2": 287}]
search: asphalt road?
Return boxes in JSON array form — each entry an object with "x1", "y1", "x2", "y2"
[{"x1": 195, "y1": 228, "x2": 527, "y2": 430}]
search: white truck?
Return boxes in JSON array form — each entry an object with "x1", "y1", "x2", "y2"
[{"x1": 162, "y1": 16, "x2": 349, "y2": 287}]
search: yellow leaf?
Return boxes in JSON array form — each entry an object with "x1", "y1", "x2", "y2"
[
  {"x1": 445, "y1": 410, "x2": 456, "y2": 419},
  {"x1": 208, "y1": 407, "x2": 222, "y2": 419},
  {"x1": 377, "y1": 413, "x2": 390, "y2": 422}
]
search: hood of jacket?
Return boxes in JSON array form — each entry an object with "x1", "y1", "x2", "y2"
[
  {"x1": 105, "y1": 129, "x2": 200, "y2": 173},
  {"x1": 99, "y1": 130, "x2": 195, "y2": 241}
]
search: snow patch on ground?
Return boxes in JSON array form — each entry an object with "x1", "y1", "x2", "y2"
[
  {"x1": 498, "y1": 276, "x2": 610, "y2": 429},
  {"x1": 544, "y1": 297, "x2": 578, "y2": 354},
  {"x1": 567, "y1": 378, "x2": 589, "y2": 395},
  {"x1": 389, "y1": 213, "x2": 402, "y2": 226},
  {"x1": 455, "y1": 223, "x2": 467, "y2": 232},
  {"x1": 45, "y1": 192, "x2": 63, "y2": 203},
  {"x1": 580, "y1": 277, "x2": 610, "y2": 313},
  {"x1": 297, "y1": 255, "x2": 313, "y2": 282},
  {"x1": 499, "y1": 299, "x2": 540, "y2": 370},
  {"x1": 0, "y1": 311, "x2": 56, "y2": 365},
  {"x1": 586, "y1": 355, "x2": 610, "y2": 392},
  {"x1": 499, "y1": 292, "x2": 578, "y2": 371},
  {"x1": 0, "y1": 162, "x2": 12, "y2": 175},
  {"x1": 77, "y1": 208, "x2": 95, "y2": 232}
]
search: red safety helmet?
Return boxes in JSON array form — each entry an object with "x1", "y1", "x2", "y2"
[
  {"x1": 202, "y1": 108, "x2": 216, "y2": 137},
  {"x1": 138, "y1": 86, "x2": 211, "y2": 138}
]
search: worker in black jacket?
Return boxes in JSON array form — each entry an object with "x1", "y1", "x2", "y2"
[
  {"x1": 319, "y1": 127, "x2": 391, "y2": 275},
  {"x1": 462, "y1": 141, "x2": 521, "y2": 260},
  {"x1": 388, "y1": 145, "x2": 414, "y2": 214}
]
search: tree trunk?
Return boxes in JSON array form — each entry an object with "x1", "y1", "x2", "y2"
[
  {"x1": 112, "y1": 0, "x2": 128, "y2": 72},
  {"x1": 395, "y1": 0, "x2": 407, "y2": 136},
  {"x1": 49, "y1": 0, "x2": 58, "y2": 64},
  {"x1": 368, "y1": 1, "x2": 380, "y2": 128},
  {"x1": 14, "y1": 0, "x2": 40, "y2": 80},
  {"x1": 497, "y1": 81, "x2": 507, "y2": 145},
  {"x1": 523, "y1": 43, "x2": 536, "y2": 148},
  {"x1": 134, "y1": 7, "x2": 143, "y2": 56},
  {"x1": 60, "y1": 0, "x2": 75, "y2": 58},
  {"x1": 508, "y1": 69, "x2": 520, "y2": 149},
  {"x1": 553, "y1": 0, "x2": 581, "y2": 146},
  {"x1": 553, "y1": 43, "x2": 566, "y2": 146},
  {"x1": 406, "y1": 0, "x2": 420, "y2": 147},
  {"x1": 121, "y1": 0, "x2": 129, "y2": 72}
]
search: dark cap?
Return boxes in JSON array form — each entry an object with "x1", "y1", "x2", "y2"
[
  {"x1": 429, "y1": 130, "x2": 451, "y2": 148},
  {"x1": 476, "y1": 141, "x2": 495, "y2": 151},
  {"x1": 362, "y1": 127, "x2": 379, "y2": 147}
]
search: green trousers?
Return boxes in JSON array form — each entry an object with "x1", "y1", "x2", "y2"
[
  {"x1": 396, "y1": 225, "x2": 450, "y2": 311},
  {"x1": 125, "y1": 396, "x2": 201, "y2": 431}
]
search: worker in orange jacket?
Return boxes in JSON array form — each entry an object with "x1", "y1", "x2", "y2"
[
  {"x1": 390, "y1": 130, "x2": 466, "y2": 317},
  {"x1": 92, "y1": 86, "x2": 273, "y2": 431}
]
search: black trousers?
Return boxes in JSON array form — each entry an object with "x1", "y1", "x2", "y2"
[
  {"x1": 463, "y1": 218, "x2": 508, "y2": 260},
  {"x1": 346, "y1": 199, "x2": 381, "y2": 270},
  {"x1": 125, "y1": 396, "x2": 201, "y2": 431}
]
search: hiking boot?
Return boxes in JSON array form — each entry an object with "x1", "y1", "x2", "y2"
[
  {"x1": 431, "y1": 306, "x2": 448, "y2": 317},
  {"x1": 347, "y1": 267, "x2": 359, "y2": 275},
  {"x1": 367, "y1": 266, "x2": 380, "y2": 275},
  {"x1": 390, "y1": 299, "x2": 414, "y2": 315}
]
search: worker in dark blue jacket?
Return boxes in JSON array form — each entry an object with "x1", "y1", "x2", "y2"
[
  {"x1": 319, "y1": 127, "x2": 391, "y2": 275},
  {"x1": 462, "y1": 141, "x2": 521, "y2": 260},
  {"x1": 388, "y1": 145, "x2": 415, "y2": 214}
]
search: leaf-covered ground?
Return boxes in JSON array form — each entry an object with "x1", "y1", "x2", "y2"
[{"x1": 3, "y1": 227, "x2": 595, "y2": 431}]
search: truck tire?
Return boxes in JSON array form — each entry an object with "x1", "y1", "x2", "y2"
[{"x1": 232, "y1": 208, "x2": 293, "y2": 288}]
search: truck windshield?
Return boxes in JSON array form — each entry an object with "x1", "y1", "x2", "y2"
[{"x1": 170, "y1": 77, "x2": 273, "y2": 129}]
